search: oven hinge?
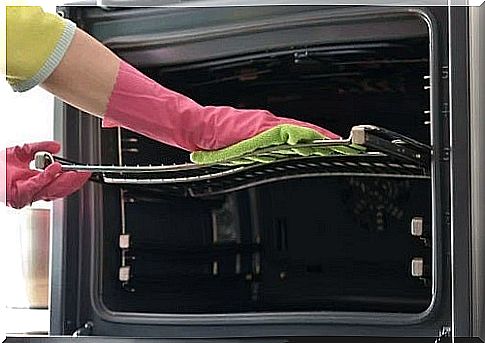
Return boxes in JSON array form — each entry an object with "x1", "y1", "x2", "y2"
[
  {"x1": 434, "y1": 326, "x2": 451, "y2": 343},
  {"x1": 72, "y1": 321, "x2": 93, "y2": 336}
]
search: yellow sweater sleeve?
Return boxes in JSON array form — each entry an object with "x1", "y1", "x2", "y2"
[{"x1": 6, "y1": 6, "x2": 77, "y2": 92}]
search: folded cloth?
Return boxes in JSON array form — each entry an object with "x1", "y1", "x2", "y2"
[{"x1": 190, "y1": 124, "x2": 365, "y2": 165}]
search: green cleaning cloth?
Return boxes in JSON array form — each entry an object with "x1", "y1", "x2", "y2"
[{"x1": 190, "y1": 124, "x2": 365, "y2": 165}]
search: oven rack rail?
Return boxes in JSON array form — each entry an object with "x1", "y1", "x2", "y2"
[{"x1": 34, "y1": 125, "x2": 431, "y2": 197}]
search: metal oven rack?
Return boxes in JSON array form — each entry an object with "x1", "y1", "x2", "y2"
[{"x1": 34, "y1": 125, "x2": 431, "y2": 198}]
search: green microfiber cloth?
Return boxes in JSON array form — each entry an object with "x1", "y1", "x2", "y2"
[{"x1": 190, "y1": 124, "x2": 365, "y2": 165}]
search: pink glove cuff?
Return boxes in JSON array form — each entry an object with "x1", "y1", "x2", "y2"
[{"x1": 104, "y1": 61, "x2": 340, "y2": 152}]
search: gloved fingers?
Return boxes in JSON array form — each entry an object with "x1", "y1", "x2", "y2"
[
  {"x1": 33, "y1": 170, "x2": 91, "y2": 202},
  {"x1": 280, "y1": 118, "x2": 341, "y2": 140},
  {"x1": 9, "y1": 163, "x2": 62, "y2": 209},
  {"x1": 14, "y1": 141, "x2": 61, "y2": 162}
]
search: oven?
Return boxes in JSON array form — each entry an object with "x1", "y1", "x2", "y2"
[{"x1": 13, "y1": 3, "x2": 482, "y2": 342}]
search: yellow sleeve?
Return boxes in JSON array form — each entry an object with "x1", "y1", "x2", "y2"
[{"x1": 6, "y1": 6, "x2": 77, "y2": 92}]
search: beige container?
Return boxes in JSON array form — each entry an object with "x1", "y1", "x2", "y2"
[{"x1": 19, "y1": 208, "x2": 50, "y2": 309}]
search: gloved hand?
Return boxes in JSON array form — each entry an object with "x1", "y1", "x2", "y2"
[
  {"x1": 1, "y1": 141, "x2": 91, "y2": 209},
  {"x1": 103, "y1": 61, "x2": 341, "y2": 152}
]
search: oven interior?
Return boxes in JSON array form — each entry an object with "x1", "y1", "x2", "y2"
[{"x1": 98, "y1": 36, "x2": 434, "y2": 316}]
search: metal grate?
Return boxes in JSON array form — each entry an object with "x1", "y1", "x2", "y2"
[
  {"x1": 102, "y1": 154, "x2": 429, "y2": 198},
  {"x1": 34, "y1": 125, "x2": 431, "y2": 198}
]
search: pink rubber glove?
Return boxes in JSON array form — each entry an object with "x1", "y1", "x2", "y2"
[
  {"x1": 1, "y1": 141, "x2": 91, "y2": 209},
  {"x1": 103, "y1": 61, "x2": 340, "y2": 151}
]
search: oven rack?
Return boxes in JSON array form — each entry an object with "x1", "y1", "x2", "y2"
[
  {"x1": 34, "y1": 125, "x2": 431, "y2": 197},
  {"x1": 121, "y1": 154, "x2": 430, "y2": 198}
]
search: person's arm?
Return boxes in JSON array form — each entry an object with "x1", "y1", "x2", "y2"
[
  {"x1": 41, "y1": 28, "x2": 120, "y2": 117},
  {"x1": 7, "y1": 6, "x2": 340, "y2": 155},
  {"x1": 6, "y1": 6, "x2": 118, "y2": 117}
]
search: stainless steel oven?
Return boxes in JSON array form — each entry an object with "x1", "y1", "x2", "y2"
[{"x1": 7, "y1": 3, "x2": 484, "y2": 342}]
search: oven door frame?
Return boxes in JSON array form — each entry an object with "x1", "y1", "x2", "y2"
[
  {"x1": 449, "y1": 4, "x2": 485, "y2": 340},
  {"x1": 48, "y1": 3, "x2": 455, "y2": 339}
]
